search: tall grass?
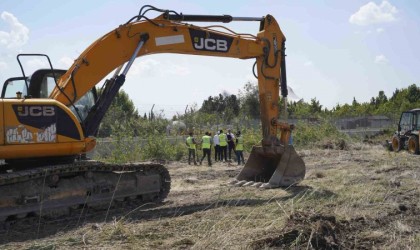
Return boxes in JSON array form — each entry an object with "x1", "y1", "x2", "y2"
[
  {"x1": 138, "y1": 134, "x2": 185, "y2": 161},
  {"x1": 97, "y1": 118, "x2": 351, "y2": 163},
  {"x1": 97, "y1": 130, "x2": 186, "y2": 163},
  {"x1": 241, "y1": 119, "x2": 352, "y2": 150},
  {"x1": 293, "y1": 119, "x2": 352, "y2": 149}
]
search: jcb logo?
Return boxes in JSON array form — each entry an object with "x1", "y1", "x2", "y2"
[
  {"x1": 193, "y1": 37, "x2": 228, "y2": 52},
  {"x1": 17, "y1": 106, "x2": 55, "y2": 117},
  {"x1": 189, "y1": 29, "x2": 233, "y2": 53}
]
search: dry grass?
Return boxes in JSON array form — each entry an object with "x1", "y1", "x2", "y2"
[{"x1": 1, "y1": 143, "x2": 419, "y2": 249}]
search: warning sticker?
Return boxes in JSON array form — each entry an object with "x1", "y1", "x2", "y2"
[{"x1": 155, "y1": 35, "x2": 185, "y2": 46}]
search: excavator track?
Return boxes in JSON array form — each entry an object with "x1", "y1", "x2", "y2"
[{"x1": 0, "y1": 160, "x2": 170, "y2": 224}]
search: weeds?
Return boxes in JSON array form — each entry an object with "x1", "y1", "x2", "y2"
[
  {"x1": 139, "y1": 134, "x2": 185, "y2": 161},
  {"x1": 294, "y1": 119, "x2": 352, "y2": 149},
  {"x1": 97, "y1": 126, "x2": 185, "y2": 163},
  {"x1": 105, "y1": 123, "x2": 141, "y2": 163},
  {"x1": 96, "y1": 118, "x2": 354, "y2": 163}
]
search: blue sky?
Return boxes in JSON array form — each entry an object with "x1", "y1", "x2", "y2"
[{"x1": 0, "y1": 0, "x2": 419, "y2": 118}]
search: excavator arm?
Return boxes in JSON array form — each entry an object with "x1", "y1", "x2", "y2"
[
  {"x1": 50, "y1": 13, "x2": 280, "y2": 102},
  {"x1": 49, "y1": 12, "x2": 286, "y2": 139}
]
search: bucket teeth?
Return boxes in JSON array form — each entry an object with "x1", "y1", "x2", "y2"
[
  {"x1": 228, "y1": 180, "x2": 264, "y2": 188},
  {"x1": 242, "y1": 181, "x2": 255, "y2": 187},
  {"x1": 234, "y1": 180, "x2": 248, "y2": 186},
  {"x1": 251, "y1": 182, "x2": 263, "y2": 187},
  {"x1": 259, "y1": 183, "x2": 276, "y2": 189}
]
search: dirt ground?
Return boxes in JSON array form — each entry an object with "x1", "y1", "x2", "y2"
[{"x1": 1, "y1": 143, "x2": 419, "y2": 249}]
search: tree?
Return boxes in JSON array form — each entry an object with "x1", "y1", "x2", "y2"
[
  {"x1": 288, "y1": 100, "x2": 311, "y2": 118},
  {"x1": 97, "y1": 89, "x2": 139, "y2": 137},
  {"x1": 352, "y1": 97, "x2": 359, "y2": 107},
  {"x1": 376, "y1": 90, "x2": 388, "y2": 105},
  {"x1": 407, "y1": 84, "x2": 420, "y2": 103},
  {"x1": 310, "y1": 98, "x2": 323, "y2": 113},
  {"x1": 199, "y1": 92, "x2": 240, "y2": 122},
  {"x1": 238, "y1": 82, "x2": 260, "y2": 119}
]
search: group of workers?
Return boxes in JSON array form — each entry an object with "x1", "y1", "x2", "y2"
[{"x1": 186, "y1": 129, "x2": 245, "y2": 167}]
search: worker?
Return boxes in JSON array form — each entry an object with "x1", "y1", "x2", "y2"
[
  {"x1": 226, "y1": 129, "x2": 235, "y2": 161},
  {"x1": 235, "y1": 131, "x2": 245, "y2": 165},
  {"x1": 200, "y1": 131, "x2": 212, "y2": 166},
  {"x1": 213, "y1": 131, "x2": 220, "y2": 162},
  {"x1": 219, "y1": 129, "x2": 228, "y2": 162},
  {"x1": 186, "y1": 132, "x2": 197, "y2": 165}
]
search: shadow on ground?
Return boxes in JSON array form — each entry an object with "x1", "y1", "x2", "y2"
[{"x1": 0, "y1": 185, "x2": 327, "y2": 244}]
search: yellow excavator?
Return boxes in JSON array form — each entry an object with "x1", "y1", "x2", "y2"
[{"x1": 0, "y1": 5, "x2": 305, "y2": 222}]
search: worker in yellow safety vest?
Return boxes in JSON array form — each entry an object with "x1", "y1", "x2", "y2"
[
  {"x1": 219, "y1": 130, "x2": 228, "y2": 162},
  {"x1": 186, "y1": 132, "x2": 197, "y2": 165},
  {"x1": 200, "y1": 131, "x2": 213, "y2": 166},
  {"x1": 235, "y1": 131, "x2": 245, "y2": 165}
]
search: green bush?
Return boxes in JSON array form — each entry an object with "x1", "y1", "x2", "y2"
[
  {"x1": 139, "y1": 134, "x2": 185, "y2": 161},
  {"x1": 241, "y1": 128, "x2": 262, "y2": 152},
  {"x1": 293, "y1": 119, "x2": 351, "y2": 149},
  {"x1": 105, "y1": 125, "x2": 141, "y2": 163}
]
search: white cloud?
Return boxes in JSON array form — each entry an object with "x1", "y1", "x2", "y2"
[
  {"x1": 376, "y1": 28, "x2": 385, "y2": 33},
  {"x1": 24, "y1": 58, "x2": 49, "y2": 74},
  {"x1": 58, "y1": 56, "x2": 74, "y2": 68},
  {"x1": 129, "y1": 58, "x2": 191, "y2": 77},
  {"x1": 0, "y1": 11, "x2": 29, "y2": 49},
  {"x1": 166, "y1": 62, "x2": 191, "y2": 76},
  {"x1": 375, "y1": 54, "x2": 389, "y2": 64},
  {"x1": 130, "y1": 58, "x2": 160, "y2": 76},
  {"x1": 349, "y1": 1, "x2": 398, "y2": 26}
]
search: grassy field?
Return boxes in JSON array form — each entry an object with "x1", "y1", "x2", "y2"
[{"x1": 1, "y1": 142, "x2": 419, "y2": 249}]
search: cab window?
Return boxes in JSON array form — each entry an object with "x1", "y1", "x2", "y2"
[
  {"x1": 400, "y1": 112, "x2": 413, "y2": 133},
  {"x1": 70, "y1": 91, "x2": 96, "y2": 122},
  {"x1": 1, "y1": 78, "x2": 28, "y2": 98},
  {"x1": 39, "y1": 74, "x2": 57, "y2": 98}
]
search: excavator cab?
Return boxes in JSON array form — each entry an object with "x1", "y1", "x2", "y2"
[{"x1": 2, "y1": 68, "x2": 97, "y2": 123}]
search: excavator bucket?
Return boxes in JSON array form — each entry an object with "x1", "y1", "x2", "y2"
[{"x1": 232, "y1": 144, "x2": 305, "y2": 188}]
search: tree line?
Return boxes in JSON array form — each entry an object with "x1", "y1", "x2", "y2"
[
  {"x1": 288, "y1": 84, "x2": 420, "y2": 118},
  {"x1": 97, "y1": 83, "x2": 420, "y2": 137}
]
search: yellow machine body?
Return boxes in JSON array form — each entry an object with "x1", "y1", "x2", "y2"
[
  {"x1": 0, "y1": 99, "x2": 87, "y2": 159},
  {"x1": 2, "y1": 9, "x2": 305, "y2": 188}
]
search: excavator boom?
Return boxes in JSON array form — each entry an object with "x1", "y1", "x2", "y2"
[{"x1": 50, "y1": 14, "x2": 267, "y2": 105}]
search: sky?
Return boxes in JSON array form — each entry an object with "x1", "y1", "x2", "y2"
[{"x1": 0, "y1": 0, "x2": 419, "y2": 118}]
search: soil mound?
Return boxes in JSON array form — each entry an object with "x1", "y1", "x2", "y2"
[{"x1": 250, "y1": 212, "x2": 340, "y2": 249}]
